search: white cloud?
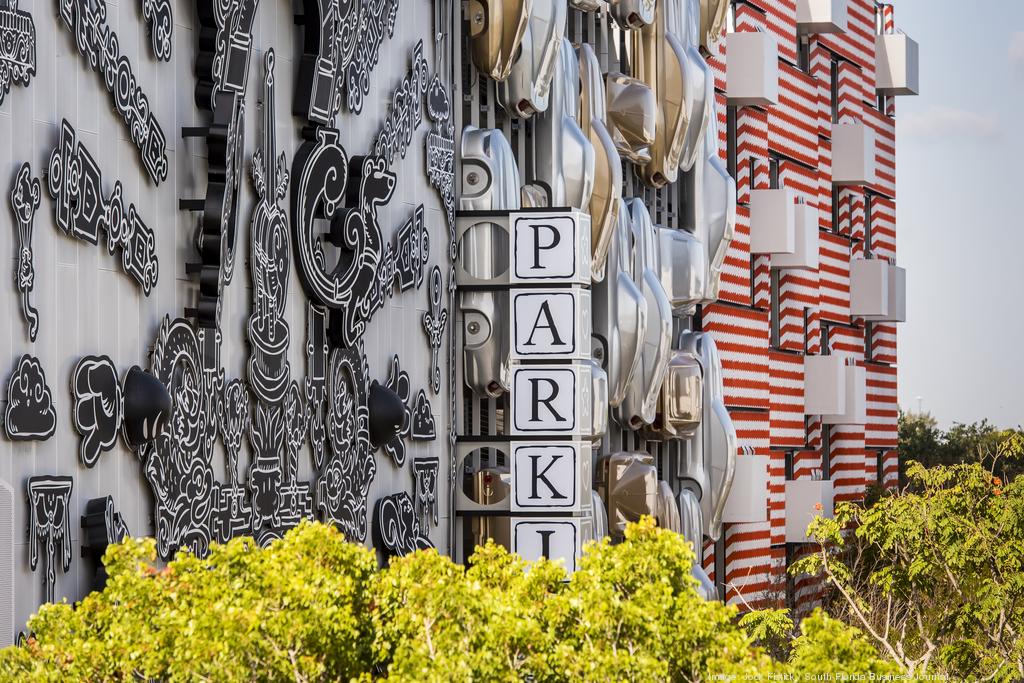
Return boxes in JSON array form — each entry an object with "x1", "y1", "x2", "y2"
[
  {"x1": 1011, "y1": 32, "x2": 1024, "y2": 78},
  {"x1": 900, "y1": 106, "x2": 1000, "y2": 141}
]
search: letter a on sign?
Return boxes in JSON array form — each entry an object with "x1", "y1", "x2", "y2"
[
  {"x1": 511, "y1": 519, "x2": 582, "y2": 573},
  {"x1": 511, "y1": 290, "x2": 590, "y2": 359},
  {"x1": 511, "y1": 443, "x2": 581, "y2": 511},
  {"x1": 511, "y1": 211, "x2": 591, "y2": 284},
  {"x1": 510, "y1": 367, "x2": 578, "y2": 434}
]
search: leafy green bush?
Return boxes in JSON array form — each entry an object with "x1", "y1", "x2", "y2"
[
  {"x1": 0, "y1": 518, "x2": 893, "y2": 681},
  {"x1": 795, "y1": 456, "x2": 1024, "y2": 681}
]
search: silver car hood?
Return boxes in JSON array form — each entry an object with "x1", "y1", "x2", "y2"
[
  {"x1": 526, "y1": 38, "x2": 596, "y2": 210},
  {"x1": 678, "y1": 330, "x2": 737, "y2": 542},
  {"x1": 593, "y1": 202, "x2": 647, "y2": 409},
  {"x1": 615, "y1": 199, "x2": 673, "y2": 428},
  {"x1": 498, "y1": 0, "x2": 567, "y2": 118}
]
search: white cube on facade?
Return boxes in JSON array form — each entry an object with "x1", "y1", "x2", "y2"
[
  {"x1": 876, "y1": 33, "x2": 920, "y2": 96},
  {"x1": 785, "y1": 480, "x2": 834, "y2": 544},
  {"x1": 832, "y1": 122, "x2": 877, "y2": 186},
  {"x1": 750, "y1": 189, "x2": 797, "y2": 255},
  {"x1": 822, "y1": 363, "x2": 867, "y2": 425},
  {"x1": 726, "y1": 31, "x2": 780, "y2": 107},
  {"x1": 804, "y1": 355, "x2": 846, "y2": 416},
  {"x1": 886, "y1": 265, "x2": 907, "y2": 322},
  {"x1": 772, "y1": 203, "x2": 820, "y2": 270},
  {"x1": 850, "y1": 259, "x2": 907, "y2": 322},
  {"x1": 797, "y1": 0, "x2": 848, "y2": 34},
  {"x1": 723, "y1": 455, "x2": 771, "y2": 524}
]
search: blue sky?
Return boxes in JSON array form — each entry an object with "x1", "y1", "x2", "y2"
[{"x1": 895, "y1": 0, "x2": 1024, "y2": 427}]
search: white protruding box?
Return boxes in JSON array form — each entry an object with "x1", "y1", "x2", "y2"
[
  {"x1": 723, "y1": 455, "x2": 771, "y2": 524},
  {"x1": 796, "y1": 0, "x2": 848, "y2": 34},
  {"x1": 749, "y1": 189, "x2": 797, "y2": 255},
  {"x1": 726, "y1": 32, "x2": 780, "y2": 107},
  {"x1": 832, "y1": 122, "x2": 877, "y2": 186},
  {"x1": 822, "y1": 363, "x2": 867, "y2": 425},
  {"x1": 785, "y1": 479, "x2": 834, "y2": 543},
  {"x1": 510, "y1": 442, "x2": 590, "y2": 512},
  {"x1": 508, "y1": 362, "x2": 593, "y2": 436},
  {"x1": 510, "y1": 288, "x2": 592, "y2": 360},
  {"x1": 510, "y1": 517, "x2": 583, "y2": 572},
  {"x1": 850, "y1": 259, "x2": 906, "y2": 322},
  {"x1": 804, "y1": 355, "x2": 846, "y2": 416},
  {"x1": 875, "y1": 33, "x2": 920, "y2": 96},
  {"x1": 772, "y1": 203, "x2": 820, "y2": 270},
  {"x1": 511, "y1": 210, "x2": 592, "y2": 285}
]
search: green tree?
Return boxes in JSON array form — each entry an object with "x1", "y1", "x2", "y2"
[
  {"x1": 0, "y1": 518, "x2": 898, "y2": 681},
  {"x1": 794, "y1": 452, "x2": 1024, "y2": 681}
]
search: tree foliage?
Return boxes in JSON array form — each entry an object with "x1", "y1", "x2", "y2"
[
  {"x1": 794, "y1": 451, "x2": 1024, "y2": 681},
  {"x1": 899, "y1": 411, "x2": 1024, "y2": 483},
  {"x1": 0, "y1": 518, "x2": 894, "y2": 682}
]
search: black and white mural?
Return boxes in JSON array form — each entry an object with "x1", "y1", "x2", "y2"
[
  {"x1": 55, "y1": 0, "x2": 168, "y2": 183},
  {"x1": 0, "y1": 0, "x2": 35, "y2": 109},
  {"x1": 139, "y1": 0, "x2": 173, "y2": 62},
  {"x1": 373, "y1": 491, "x2": 432, "y2": 557},
  {"x1": 71, "y1": 356, "x2": 123, "y2": 468},
  {"x1": 0, "y1": 0, "x2": 451, "y2": 631},
  {"x1": 47, "y1": 120, "x2": 159, "y2": 295},
  {"x1": 9, "y1": 162, "x2": 40, "y2": 341},
  {"x1": 27, "y1": 476, "x2": 73, "y2": 605},
  {"x1": 4, "y1": 355, "x2": 56, "y2": 442}
]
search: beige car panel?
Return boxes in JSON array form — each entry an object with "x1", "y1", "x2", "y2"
[
  {"x1": 498, "y1": 0, "x2": 567, "y2": 118},
  {"x1": 468, "y1": 0, "x2": 533, "y2": 81}
]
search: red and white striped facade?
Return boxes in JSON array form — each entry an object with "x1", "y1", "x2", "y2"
[{"x1": 703, "y1": 0, "x2": 905, "y2": 612}]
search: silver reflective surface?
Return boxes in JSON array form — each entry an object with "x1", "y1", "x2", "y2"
[
  {"x1": 460, "y1": 126, "x2": 523, "y2": 212},
  {"x1": 657, "y1": 226, "x2": 707, "y2": 315},
  {"x1": 677, "y1": 330, "x2": 736, "y2": 542},
  {"x1": 593, "y1": 203, "x2": 647, "y2": 410},
  {"x1": 498, "y1": 0, "x2": 567, "y2": 118},
  {"x1": 527, "y1": 38, "x2": 596, "y2": 209},
  {"x1": 616, "y1": 199, "x2": 672, "y2": 428}
]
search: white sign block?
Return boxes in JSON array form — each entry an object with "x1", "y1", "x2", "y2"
[
  {"x1": 511, "y1": 443, "x2": 589, "y2": 512},
  {"x1": 511, "y1": 210, "x2": 591, "y2": 284},
  {"x1": 510, "y1": 288, "x2": 591, "y2": 360},
  {"x1": 511, "y1": 518, "x2": 582, "y2": 572},
  {"x1": 509, "y1": 364, "x2": 592, "y2": 436}
]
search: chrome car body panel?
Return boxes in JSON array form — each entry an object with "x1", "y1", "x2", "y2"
[
  {"x1": 605, "y1": 72, "x2": 658, "y2": 165},
  {"x1": 527, "y1": 38, "x2": 596, "y2": 211},
  {"x1": 468, "y1": 0, "x2": 533, "y2": 81},
  {"x1": 498, "y1": 0, "x2": 567, "y2": 118},
  {"x1": 578, "y1": 43, "x2": 623, "y2": 282},
  {"x1": 615, "y1": 199, "x2": 672, "y2": 428}
]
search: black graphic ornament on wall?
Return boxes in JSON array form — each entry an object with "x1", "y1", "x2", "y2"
[
  {"x1": 194, "y1": 0, "x2": 260, "y2": 110},
  {"x1": 247, "y1": 50, "x2": 291, "y2": 403},
  {"x1": 410, "y1": 389, "x2": 436, "y2": 440},
  {"x1": 317, "y1": 346, "x2": 376, "y2": 541},
  {"x1": 412, "y1": 456, "x2": 439, "y2": 528},
  {"x1": 220, "y1": 378, "x2": 249, "y2": 490},
  {"x1": 305, "y1": 304, "x2": 329, "y2": 472},
  {"x1": 373, "y1": 492, "x2": 432, "y2": 557},
  {"x1": 55, "y1": 0, "x2": 167, "y2": 183},
  {"x1": 0, "y1": 0, "x2": 35, "y2": 109},
  {"x1": 140, "y1": 317, "x2": 217, "y2": 560},
  {"x1": 372, "y1": 41, "x2": 429, "y2": 167},
  {"x1": 293, "y1": 130, "x2": 409, "y2": 347},
  {"x1": 422, "y1": 266, "x2": 448, "y2": 394},
  {"x1": 425, "y1": 75, "x2": 456, "y2": 250},
  {"x1": 81, "y1": 496, "x2": 129, "y2": 591},
  {"x1": 120, "y1": 365, "x2": 171, "y2": 449},
  {"x1": 181, "y1": 89, "x2": 245, "y2": 330},
  {"x1": 10, "y1": 162, "x2": 40, "y2": 341},
  {"x1": 345, "y1": 0, "x2": 400, "y2": 115},
  {"x1": 4, "y1": 354, "x2": 56, "y2": 441},
  {"x1": 381, "y1": 355, "x2": 411, "y2": 466},
  {"x1": 139, "y1": 0, "x2": 173, "y2": 61},
  {"x1": 27, "y1": 476, "x2": 73, "y2": 605},
  {"x1": 48, "y1": 120, "x2": 159, "y2": 295},
  {"x1": 71, "y1": 356, "x2": 123, "y2": 468},
  {"x1": 293, "y1": 0, "x2": 359, "y2": 126},
  {"x1": 248, "y1": 401, "x2": 286, "y2": 543}
]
